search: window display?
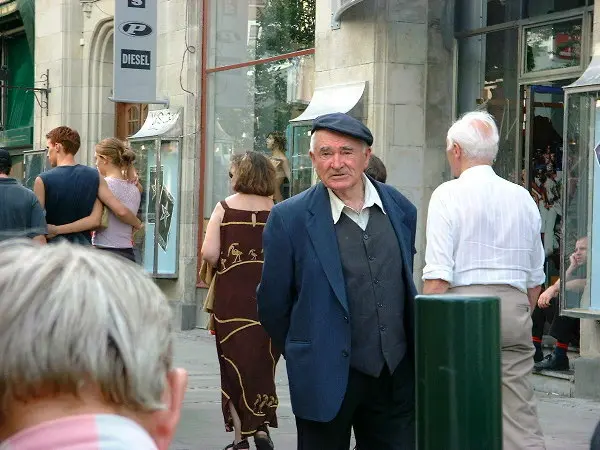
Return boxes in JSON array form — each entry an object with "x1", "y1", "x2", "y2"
[
  {"x1": 130, "y1": 109, "x2": 182, "y2": 278},
  {"x1": 561, "y1": 83, "x2": 594, "y2": 315}
]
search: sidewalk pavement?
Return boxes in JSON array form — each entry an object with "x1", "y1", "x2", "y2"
[{"x1": 171, "y1": 329, "x2": 600, "y2": 450}]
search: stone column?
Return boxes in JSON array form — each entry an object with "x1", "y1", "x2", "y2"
[
  {"x1": 315, "y1": 0, "x2": 453, "y2": 286},
  {"x1": 34, "y1": 0, "x2": 85, "y2": 153}
]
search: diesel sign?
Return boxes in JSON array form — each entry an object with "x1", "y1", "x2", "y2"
[{"x1": 121, "y1": 49, "x2": 151, "y2": 70}]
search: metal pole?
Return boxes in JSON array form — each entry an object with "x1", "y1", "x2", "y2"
[
  {"x1": 416, "y1": 295, "x2": 502, "y2": 450},
  {"x1": 153, "y1": 138, "x2": 161, "y2": 276}
]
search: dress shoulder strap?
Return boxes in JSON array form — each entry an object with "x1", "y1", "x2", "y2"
[{"x1": 220, "y1": 200, "x2": 229, "y2": 209}]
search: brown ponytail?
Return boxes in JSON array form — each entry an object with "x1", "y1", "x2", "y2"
[{"x1": 95, "y1": 137, "x2": 137, "y2": 180}]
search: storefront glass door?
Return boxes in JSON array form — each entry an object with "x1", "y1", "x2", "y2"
[{"x1": 522, "y1": 82, "x2": 573, "y2": 286}]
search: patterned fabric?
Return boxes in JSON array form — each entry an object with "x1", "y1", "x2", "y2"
[
  {"x1": 213, "y1": 201, "x2": 280, "y2": 436},
  {"x1": 0, "y1": 414, "x2": 157, "y2": 449}
]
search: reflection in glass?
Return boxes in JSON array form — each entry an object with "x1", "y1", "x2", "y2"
[
  {"x1": 290, "y1": 124, "x2": 312, "y2": 196},
  {"x1": 457, "y1": 29, "x2": 519, "y2": 181},
  {"x1": 209, "y1": 0, "x2": 315, "y2": 68},
  {"x1": 526, "y1": 84, "x2": 568, "y2": 280},
  {"x1": 205, "y1": 54, "x2": 314, "y2": 214},
  {"x1": 455, "y1": 0, "x2": 588, "y2": 32},
  {"x1": 562, "y1": 92, "x2": 592, "y2": 310},
  {"x1": 524, "y1": 0, "x2": 587, "y2": 19},
  {"x1": 525, "y1": 20, "x2": 582, "y2": 73}
]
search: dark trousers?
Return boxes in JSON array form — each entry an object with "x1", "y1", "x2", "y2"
[
  {"x1": 295, "y1": 357, "x2": 415, "y2": 450},
  {"x1": 531, "y1": 298, "x2": 579, "y2": 344},
  {"x1": 95, "y1": 246, "x2": 136, "y2": 262}
]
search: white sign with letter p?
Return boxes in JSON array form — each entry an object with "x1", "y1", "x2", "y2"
[{"x1": 113, "y1": 0, "x2": 159, "y2": 103}]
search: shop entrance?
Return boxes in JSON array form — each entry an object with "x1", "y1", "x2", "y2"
[{"x1": 521, "y1": 80, "x2": 574, "y2": 286}]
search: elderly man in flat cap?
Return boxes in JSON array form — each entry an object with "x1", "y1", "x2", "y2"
[{"x1": 258, "y1": 112, "x2": 417, "y2": 449}]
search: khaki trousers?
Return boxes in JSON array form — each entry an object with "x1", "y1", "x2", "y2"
[{"x1": 449, "y1": 285, "x2": 546, "y2": 450}]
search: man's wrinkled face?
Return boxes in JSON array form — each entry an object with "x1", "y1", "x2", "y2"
[
  {"x1": 309, "y1": 129, "x2": 370, "y2": 193},
  {"x1": 46, "y1": 139, "x2": 59, "y2": 168}
]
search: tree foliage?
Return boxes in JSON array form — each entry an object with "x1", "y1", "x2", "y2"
[{"x1": 252, "y1": 0, "x2": 315, "y2": 151}]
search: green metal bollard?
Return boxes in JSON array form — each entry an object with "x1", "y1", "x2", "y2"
[{"x1": 415, "y1": 295, "x2": 502, "y2": 450}]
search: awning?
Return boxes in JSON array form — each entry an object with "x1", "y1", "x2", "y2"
[
  {"x1": 565, "y1": 55, "x2": 600, "y2": 92},
  {"x1": 290, "y1": 81, "x2": 367, "y2": 123},
  {"x1": 130, "y1": 108, "x2": 182, "y2": 140}
]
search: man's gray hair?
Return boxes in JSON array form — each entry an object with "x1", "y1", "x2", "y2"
[
  {"x1": 0, "y1": 240, "x2": 173, "y2": 413},
  {"x1": 446, "y1": 111, "x2": 499, "y2": 161}
]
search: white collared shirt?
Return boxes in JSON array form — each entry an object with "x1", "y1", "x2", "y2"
[
  {"x1": 422, "y1": 165, "x2": 545, "y2": 293},
  {"x1": 328, "y1": 174, "x2": 386, "y2": 230}
]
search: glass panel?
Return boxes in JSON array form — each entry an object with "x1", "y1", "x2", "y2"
[
  {"x1": 8, "y1": 154, "x2": 24, "y2": 181},
  {"x1": 525, "y1": 19, "x2": 582, "y2": 73},
  {"x1": 523, "y1": 0, "x2": 586, "y2": 19},
  {"x1": 22, "y1": 151, "x2": 50, "y2": 190},
  {"x1": 204, "y1": 54, "x2": 315, "y2": 214},
  {"x1": 561, "y1": 92, "x2": 592, "y2": 311},
  {"x1": 290, "y1": 124, "x2": 312, "y2": 196},
  {"x1": 525, "y1": 83, "x2": 569, "y2": 287},
  {"x1": 457, "y1": 28, "x2": 519, "y2": 181},
  {"x1": 209, "y1": 0, "x2": 315, "y2": 68},
  {"x1": 455, "y1": 0, "x2": 521, "y2": 31}
]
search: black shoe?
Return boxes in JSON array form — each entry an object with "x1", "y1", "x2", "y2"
[
  {"x1": 534, "y1": 353, "x2": 569, "y2": 371},
  {"x1": 533, "y1": 348, "x2": 544, "y2": 363}
]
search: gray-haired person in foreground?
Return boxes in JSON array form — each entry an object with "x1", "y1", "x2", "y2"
[{"x1": 0, "y1": 240, "x2": 188, "y2": 450}]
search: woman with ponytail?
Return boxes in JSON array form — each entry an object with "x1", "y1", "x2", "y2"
[{"x1": 92, "y1": 137, "x2": 142, "y2": 262}]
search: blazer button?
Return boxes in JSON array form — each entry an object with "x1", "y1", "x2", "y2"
[
  {"x1": 344, "y1": 316, "x2": 349, "y2": 323},
  {"x1": 342, "y1": 350, "x2": 349, "y2": 357}
]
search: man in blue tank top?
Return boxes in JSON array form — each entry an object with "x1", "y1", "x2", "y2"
[{"x1": 33, "y1": 126, "x2": 141, "y2": 244}]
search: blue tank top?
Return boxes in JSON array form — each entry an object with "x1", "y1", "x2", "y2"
[{"x1": 40, "y1": 165, "x2": 100, "y2": 244}]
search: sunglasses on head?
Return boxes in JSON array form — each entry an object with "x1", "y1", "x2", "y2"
[{"x1": 228, "y1": 172, "x2": 233, "y2": 178}]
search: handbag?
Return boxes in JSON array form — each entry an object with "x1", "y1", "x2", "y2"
[{"x1": 199, "y1": 259, "x2": 217, "y2": 332}]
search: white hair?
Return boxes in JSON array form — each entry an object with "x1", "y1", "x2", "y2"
[
  {"x1": 0, "y1": 240, "x2": 173, "y2": 413},
  {"x1": 446, "y1": 111, "x2": 499, "y2": 161}
]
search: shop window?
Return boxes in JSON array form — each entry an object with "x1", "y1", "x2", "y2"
[
  {"x1": 561, "y1": 91, "x2": 592, "y2": 313},
  {"x1": 209, "y1": 0, "x2": 315, "y2": 67},
  {"x1": 457, "y1": 28, "x2": 519, "y2": 182},
  {"x1": 456, "y1": 0, "x2": 591, "y2": 33},
  {"x1": 523, "y1": 0, "x2": 587, "y2": 19},
  {"x1": 524, "y1": 19, "x2": 583, "y2": 74},
  {"x1": 204, "y1": 54, "x2": 314, "y2": 214}
]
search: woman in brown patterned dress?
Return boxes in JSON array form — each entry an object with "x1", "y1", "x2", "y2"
[{"x1": 201, "y1": 151, "x2": 280, "y2": 450}]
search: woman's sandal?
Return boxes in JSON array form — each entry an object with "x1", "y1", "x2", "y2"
[
  {"x1": 254, "y1": 425, "x2": 274, "y2": 450},
  {"x1": 222, "y1": 439, "x2": 249, "y2": 450}
]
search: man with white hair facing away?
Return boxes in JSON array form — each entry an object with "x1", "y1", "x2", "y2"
[
  {"x1": 0, "y1": 240, "x2": 188, "y2": 450},
  {"x1": 422, "y1": 111, "x2": 546, "y2": 449}
]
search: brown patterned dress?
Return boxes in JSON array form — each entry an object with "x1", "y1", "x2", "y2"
[{"x1": 213, "y1": 200, "x2": 280, "y2": 436}]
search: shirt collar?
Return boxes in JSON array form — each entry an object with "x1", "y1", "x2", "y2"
[
  {"x1": 327, "y1": 174, "x2": 385, "y2": 224},
  {"x1": 459, "y1": 164, "x2": 496, "y2": 180}
]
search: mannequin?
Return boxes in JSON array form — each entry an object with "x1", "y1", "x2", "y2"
[{"x1": 266, "y1": 132, "x2": 291, "y2": 203}]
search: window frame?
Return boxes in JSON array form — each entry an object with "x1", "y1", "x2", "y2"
[{"x1": 197, "y1": 0, "x2": 316, "y2": 286}]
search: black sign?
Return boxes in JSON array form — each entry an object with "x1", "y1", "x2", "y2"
[
  {"x1": 121, "y1": 49, "x2": 151, "y2": 70},
  {"x1": 158, "y1": 187, "x2": 174, "y2": 251},
  {"x1": 128, "y1": 0, "x2": 145, "y2": 7},
  {"x1": 119, "y1": 21, "x2": 153, "y2": 37}
]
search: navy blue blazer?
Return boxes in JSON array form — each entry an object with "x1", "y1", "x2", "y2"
[{"x1": 257, "y1": 179, "x2": 418, "y2": 422}]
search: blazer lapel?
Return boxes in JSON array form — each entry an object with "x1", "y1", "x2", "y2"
[
  {"x1": 306, "y1": 184, "x2": 349, "y2": 314},
  {"x1": 376, "y1": 184, "x2": 414, "y2": 274}
]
